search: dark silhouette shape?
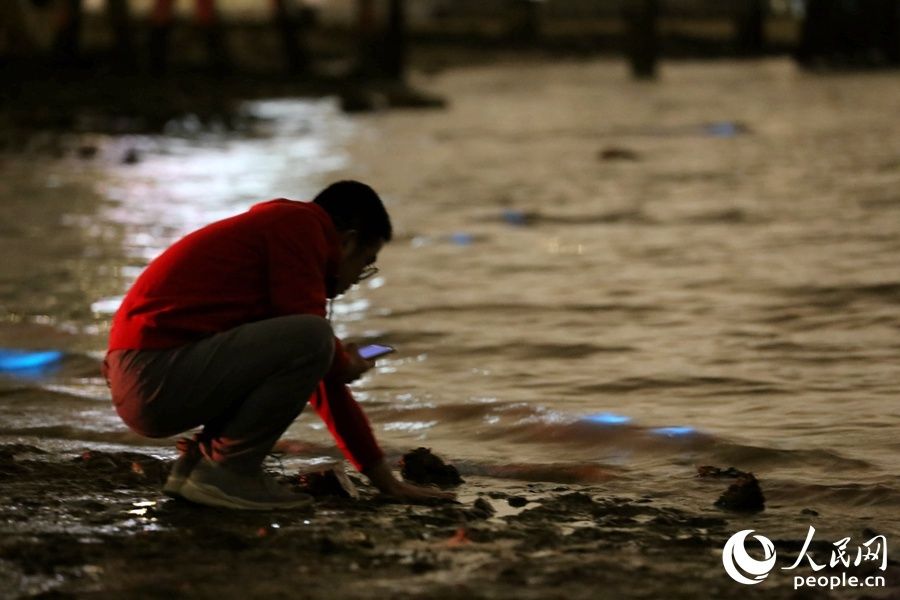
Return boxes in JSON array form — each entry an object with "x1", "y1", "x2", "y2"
[
  {"x1": 148, "y1": 0, "x2": 232, "y2": 75},
  {"x1": 400, "y1": 447, "x2": 464, "y2": 487},
  {"x1": 623, "y1": 0, "x2": 659, "y2": 79},
  {"x1": 272, "y1": 0, "x2": 313, "y2": 74},
  {"x1": 715, "y1": 473, "x2": 766, "y2": 512},
  {"x1": 51, "y1": 0, "x2": 83, "y2": 65},
  {"x1": 734, "y1": 0, "x2": 765, "y2": 57},
  {"x1": 509, "y1": 0, "x2": 541, "y2": 45},
  {"x1": 797, "y1": 0, "x2": 900, "y2": 68}
]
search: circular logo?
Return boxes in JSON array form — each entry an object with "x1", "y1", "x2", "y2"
[{"x1": 722, "y1": 530, "x2": 777, "y2": 585}]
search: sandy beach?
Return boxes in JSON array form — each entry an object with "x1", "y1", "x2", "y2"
[{"x1": 6, "y1": 442, "x2": 886, "y2": 600}]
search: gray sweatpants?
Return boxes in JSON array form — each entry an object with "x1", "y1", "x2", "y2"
[{"x1": 102, "y1": 315, "x2": 335, "y2": 473}]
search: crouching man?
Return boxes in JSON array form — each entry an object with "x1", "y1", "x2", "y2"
[{"x1": 102, "y1": 181, "x2": 454, "y2": 510}]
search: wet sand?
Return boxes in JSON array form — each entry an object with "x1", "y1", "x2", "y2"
[{"x1": 1, "y1": 444, "x2": 897, "y2": 599}]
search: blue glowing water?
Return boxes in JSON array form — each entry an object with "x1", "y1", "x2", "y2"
[{"x1": 0, "y1": 349, "x2": 64, "y2": 372}]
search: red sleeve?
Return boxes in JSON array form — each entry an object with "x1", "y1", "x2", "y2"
[{"x1": 310, "y1": 379, "x2": 384, "y2": 472}]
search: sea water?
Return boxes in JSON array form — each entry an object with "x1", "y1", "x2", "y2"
[{"x1": 1, "y1": 59, "x2": 898, "y2": 541}]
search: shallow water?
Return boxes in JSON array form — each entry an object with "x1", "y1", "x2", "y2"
[{"x1": 1, "y1": 58, "x2": 899, "y2": 540}]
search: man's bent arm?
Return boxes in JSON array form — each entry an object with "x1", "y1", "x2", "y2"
[{"x1": 310, "y1": 379, "x2": 384, "y2": 472}]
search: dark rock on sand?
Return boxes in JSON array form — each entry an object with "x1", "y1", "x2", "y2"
[
  {"x1": 507, "y1": 496, "x2": 529, "y2": 508},
  {"x1": 714, "y1": 473, "x2": 766, "y2": 512},
  {"x1": 599, "y1": 147, "x2": 640, "y2": 161},
  {"x1": 0, "y1": 443, "x2": 842, "y2": 599},
  {"x1": 400, "y1": 448, "x2": 463, "y2": 487},
  {"x1": 122, "y1": 148, "x2": 140, "y2": 164},
  {"x1": 472, "y1": 497, "x2": 495, "y2": 518},
  {"x1": 406, "y1": 552, "x2": 440, "y2": 574},
  {"x1": 556, "y1": 492, "x2": 596, "y2": 508}
]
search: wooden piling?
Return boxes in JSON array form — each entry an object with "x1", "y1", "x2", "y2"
[
  {"x1": 106, "y1": 0, "x2": 136, "y2": 69},
  {"x1": 271, "y1": 0, "x2": 310, "y2": 74},
  {"x1": 734, "y1": 0, "x2": 765, "y2": 57},
  {"x1": 51, "y1": 0, "x2": 83, "y2": 65},
  {"x1": 623, "y1": 0, "x2": 659, "y2": 79},
  {"x1": 383, "y1": 0, "x2": 408, "y2": 81}
]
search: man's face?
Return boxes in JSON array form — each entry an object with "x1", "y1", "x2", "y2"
[{"x1": 333, "y1": 233, "x2": 384, "y2": 297}]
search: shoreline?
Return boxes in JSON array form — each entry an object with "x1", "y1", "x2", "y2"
[{"x1": 2, "y1": 443, "x2": 895, "y2": 598}]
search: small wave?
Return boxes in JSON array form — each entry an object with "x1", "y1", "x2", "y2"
[
  {"x1": 765, "y1": 480, "x2": 900, "y2": 509},
  {"x1": 859, "y1": 194, "x2": 900, "y2": 209},
  {"x1": 377, "y1": 399, "x2": 876, "y2": 477},
  {"x1": 0, "y1": 426, "x2": 159, "y2": 447},
  {"x1": 432, "y1": 121, "x2": 750, "y2": 143},
  {"x1": 776, "y1": 282, "x2": 900, "y2": 308},
  {"x1": 653, "y1": 170, "x2": 733, "y2": 183},
  {"x1": 454, "y1": 460, "x2": 622, "y2": 484},
  {"x1": 750, "y1": 340, "x2": 882, "y2": 364},
  {"x1": 387, "y1": 302, "x2": 660, "y2": 319},
  {"x1": 679, "y1": 208, "x2": 760, "y2": 225},
  {"x1": 710, "y1": 443, "x2": 872, "y2": 472},
  {"x1": 368, "y1": 330, "x2": 449, "y2": 346},
  {"x1": 0, "y1": 384, "x2": 108, "y2": 406},
  {"x1": 467, "y1": 342, "x2": 635, "y2": 360},
  {"x1": 574, "y1": 375, "x2": 786, "y2": 395},
  {"x1": 490, "y1": 209, "x2": 654, "y2": 227}
]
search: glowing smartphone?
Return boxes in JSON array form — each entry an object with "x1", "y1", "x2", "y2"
[{"x1": 358, "y1": 344, "x2": 395, "y2": 360}]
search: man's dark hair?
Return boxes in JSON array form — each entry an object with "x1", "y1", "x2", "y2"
[{"x1": 313, "y1": 181, "x2": 392, "y2": 244}]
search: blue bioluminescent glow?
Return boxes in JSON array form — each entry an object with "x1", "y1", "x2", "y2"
[
  {"x1": 705, "y1": 122, "x2": 744, "y2": 137},
  {"x1": 501, "y1": 209, "x2": 529, "y2": 226},
  {"x1": 583, "y1": 412, "x2": 632, "y2": 425},
  {"x1": 651, "y1": 426, "x2": 696, "y2": 437},
  {"x1": 450, "y1": 232, "x2": 474, "y2": 246},
  {"x1": 0, "y1": 349, "x2": 64, "y2": 371}
]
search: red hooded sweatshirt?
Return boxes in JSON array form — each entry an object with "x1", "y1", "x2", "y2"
[{"x1": 108, "y1": 199, "x2": 384, "y2": 471}]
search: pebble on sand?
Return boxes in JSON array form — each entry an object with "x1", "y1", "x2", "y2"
[
  {"x1": 714, "y1": 473, "x2": 766, "y2": 512},
  {"x1": 598, "y1": 147, "x2": 640, "y2": 161},
  {"x1": 507, "y1": 496, "x2": 529, "y2": 508},
  {"x1": 399, "y1": 447, "x2": 464, "y2": 487}
]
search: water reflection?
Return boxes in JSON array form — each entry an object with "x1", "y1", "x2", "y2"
[
  {"x1": 93, "y1": 97, "x2": 356, "y2": 316},
  {"x1": 104, "y1": 99, "x2": 352, "y2": 241},
  {"x1": 1, "y1": 59, "x2": 899, "y2": 535}
]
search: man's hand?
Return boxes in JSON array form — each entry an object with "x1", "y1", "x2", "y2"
[
  {"x1": 364, "y1": 459, "x2": 457, "y2": 503},
  {"x1": 339, "y1": 343, "x2": 375, "y2": 384}
]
